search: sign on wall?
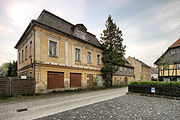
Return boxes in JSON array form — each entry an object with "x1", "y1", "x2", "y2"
[
  {"x1": 21, "y1": 76, "x2": 27, "y2": 79},
  {"x1": 151, "y1": 87, "x2": 155, "y2": 93}
]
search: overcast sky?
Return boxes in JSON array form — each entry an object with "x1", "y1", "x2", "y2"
[{"x1": 0, "y1": 0, "x2": 180, "y2": 66}]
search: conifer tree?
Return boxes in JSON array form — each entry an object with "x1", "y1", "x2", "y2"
[{"x1": 101, "y1": 15, "x2": 126, "y2": 86}]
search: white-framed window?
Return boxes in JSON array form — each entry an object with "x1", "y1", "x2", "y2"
[
  {"x1": 87, "y1": 51, "x2": 92, "y2": 63},
  {"x1": 75, "y1": 48, "x2": 81, "y2": 61},
  {"x1": 25, "y1": 45, "x2": 27, "y2": 60},
  {"x1": 171, "y1": 50, "x2": 176, "y2": 55},
  {"x1": 22, "y1": 49, "x2": 24, "y2": 63},
  {"x1": 19, "y1": 52, "x2": 21, "y2": 65},
  {"x1": 120, "y1": 67, "x2": 122, "y2": 71},
  {"x1": 97, "y1": 54, "x2": 101, "y2": 65},
  {"x1": 29, "y1": 71, "x2": 32, "y2": 77},
  {"x1": 49, "y1": 40, "x2": 57, "y2": 56},
  {"x1": 124, "y1": 68, "x2": 126, "y2": 71},
  {"x1": 29, "y1": 40, "x2": 32, "y2": 57},
  {"x1": 114, "y1": 76, "x2": 117, "y2": 81},
  {"x1": 76, "y1": 30, "x2": 86, "y2": 39},
  {"x1": 176, "y1": 64, "x2": 180, "y2": 69}
]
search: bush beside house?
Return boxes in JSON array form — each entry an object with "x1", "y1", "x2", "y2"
[{"x1": 128, "y1": 81, "x2": 180, "y2": 97}]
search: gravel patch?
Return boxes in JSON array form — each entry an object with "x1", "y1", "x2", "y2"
[{"x1": 36, "y1": 95, "x2": 180, "y2": 120}]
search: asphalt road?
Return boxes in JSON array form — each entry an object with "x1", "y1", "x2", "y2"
[
  {"x1": 36, "y1": 94, "x2": 180, "y2": 120},
  {"x1": 0, "y1": 87, "x2": 127, "y2": 120}
]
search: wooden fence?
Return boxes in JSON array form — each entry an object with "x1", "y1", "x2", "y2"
[{"x1": 0, "y1": 77, "x2": 35, "y2": 96}]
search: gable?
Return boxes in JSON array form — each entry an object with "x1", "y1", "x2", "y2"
[{"x1": 155, "y1": 47, "x2": 180, "y2": 65}]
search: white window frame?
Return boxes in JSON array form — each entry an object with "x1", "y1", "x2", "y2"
[
  {"x1": 22, "y1": 49, "x2": 24, "y2": 63},
  {"x1": 171, "y1": 50, "x2": 176, "y2": 55},
  {"x1": 48, "y1": 37, "x2": 59, "y2": 57},
  {"x1": 25, "y1": 45, "x2": 27, "y2": 60},
  {"x1": 87, "y1": 51, "x2": 92, "y2": 63},
  {"x1": 75, "y1": 48, "x2": 81, "y2": 61},
  {"x1": 114, "y1": 76, "x2": 117, "y2": 81},
  {"x1": 19, "y1": 52, "x2": 21, "y2": 65},
  {"x1": 97, "y1": 53, "x2": 101, "y2": 65},
  {"x1": 29, "y1": 39, "x2": 32, "y2": 57}
]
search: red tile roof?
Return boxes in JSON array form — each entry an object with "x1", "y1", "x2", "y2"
[{"x1": 169, "y1": 38, "x2": 180, "y2": 49}]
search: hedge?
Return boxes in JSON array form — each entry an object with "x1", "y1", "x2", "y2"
[
  {"x1": 128, "y1": 81, "x2": 180, "y2": 97},
  {"x1": 129, "y1": 81, "x2": 180, "y2": 87}
]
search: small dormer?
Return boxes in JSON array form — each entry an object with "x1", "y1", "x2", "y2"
[
  {"x1": 72, "y1": 24, "x2": 87, "y2": 40},
  {"x1": 75, "y1": 24, "x2": 87, "y2": 32}
]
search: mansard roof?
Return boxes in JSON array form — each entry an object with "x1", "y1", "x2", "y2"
[{"x1": 15, "y1": 9, "x2": 102, "y2": 49}]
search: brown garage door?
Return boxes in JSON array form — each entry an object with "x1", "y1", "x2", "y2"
[
  {"x1": 70, "y1": 73, "x2": 81, "y2": 87},
  {"x1": 47, "y1": 71, "x2": 64, "y2": 89},
  {"x1": 87, "y1": 74, "x2": 93, "y2": 88}
]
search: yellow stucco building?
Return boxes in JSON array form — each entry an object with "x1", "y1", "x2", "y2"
[
  {"x1": 15, "y1": 10, "x2": 103, "y2": 93},
  {"x1": 112, "y1": 57, "x2": 135, "y2": 85},
  {"x1": 127, "y1": 56, "x2": 151, "y2": 81}
]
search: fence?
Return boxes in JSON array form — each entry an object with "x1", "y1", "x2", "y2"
[
  {"x1": 0, "y1": 77, "x2": 35, "y2": 96},
  {"x1": 128, "y1": 85, "x2": 180, "y2": 97}
]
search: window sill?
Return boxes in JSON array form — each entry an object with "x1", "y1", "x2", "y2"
[
  {"x1": 87, "y1": 62, "x2": 92, "y2": 64},
  {"x1": 75, "y1": 60, "x2": 81, "y2": 62},
  {"x1": 49, "y1": 55, "x2": 58, "y2": 58}
]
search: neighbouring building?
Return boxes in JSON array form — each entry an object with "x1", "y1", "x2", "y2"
[
  {"x1": 112, "y1": 57, "x2": 134, "y2": 85},
  {"x1": 154, "y1": 38, "x2": 180, "y2": 81},
  {"x1": 15, "y1": 10, "x2": 104, "y2": 93},
  {"x1": 127, "y1": 56, "x2": 151, "y2": 81},
  {"x1": 151, "y1": 67, "x2": 158, "y2": 81}
]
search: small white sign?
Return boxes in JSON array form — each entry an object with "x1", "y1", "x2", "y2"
[
  {"x1": 21, "y1": 76, "x2": 27, "y2": 79},
  {"x1": 87, "y1": 77, "x2": 89, "y2": 80},
  {"x1": 151, "y1": 87, "x2": 155, "y2": 93}
]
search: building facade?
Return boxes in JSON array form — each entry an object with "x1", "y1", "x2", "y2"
[
  {"x1": 15, "y1": 10, "x2": 103, "y2": 93},
  {"x1": 112, "y1": 57, "x2": 134, "y2": 85},
  {"x1": 151, "y1": 67, "x2": 158, "y2": 81},
  {"x1": 154, "y1": 38, "x2": 180, "y2": 81},
  {"x1": 127, "y1": 56, "x2": 151, "y2": 81}
]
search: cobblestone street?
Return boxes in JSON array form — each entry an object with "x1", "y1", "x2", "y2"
[{"x1": 36, "y1": 95, "x2": 180, "y2": 120}]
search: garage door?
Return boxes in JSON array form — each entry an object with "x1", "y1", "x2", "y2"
[
  {"x1": 70, "y1": 73, "x2": 81, "y2": 87},
  {"x1": 87, "y1": 74, "x2": 93, "y2": 88},
  {"x1": 47, "y1": 71, "x2": 64, "y2": 89}
]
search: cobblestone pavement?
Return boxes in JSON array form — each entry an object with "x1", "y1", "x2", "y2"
[{"x1": 36, "y1": 95, "x2": 180, "y2": 120}]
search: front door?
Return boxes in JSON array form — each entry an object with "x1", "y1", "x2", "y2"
[{"x1": 87, "y1": 74, "x2": 93, "y2": 88}]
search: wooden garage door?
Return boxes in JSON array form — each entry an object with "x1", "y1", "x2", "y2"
[
  {"x1": 87, "y1": 74, "x2": 93, "y2": 88},
  {"x1": 70, "y1": 73, "x2": 81, "y2": 87},
  {"x1": 47, "y1": 72, "x2": 64, "y2": 89}
]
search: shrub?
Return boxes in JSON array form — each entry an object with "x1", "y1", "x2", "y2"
[{"x1": 129, "y1": 81, "x2": 180, "y2": 87}]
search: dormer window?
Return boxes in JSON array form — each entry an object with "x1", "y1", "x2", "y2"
[
  {"x1": 73, "y1": 24, "x2": 87, "y2": 40},
  {"x1": 171, "y1": 50, "x2": 176, "y2": 55},
  {"x1": 76, "y1": 30, "x2": 86, "y2": 39}
]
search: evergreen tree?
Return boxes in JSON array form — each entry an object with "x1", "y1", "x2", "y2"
[
  {"x1": 101, "y1": 15, "x2": 126, "y2": 86},
  {"x1": 11, "y1": 61, "x2": 17, "y2": 77},
  {"x1": 7, "y1": 62, "x2": 12, "y2": 77},
  {"x1": 0, "y1": 61, "x2": 17, "y2": 77}
]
